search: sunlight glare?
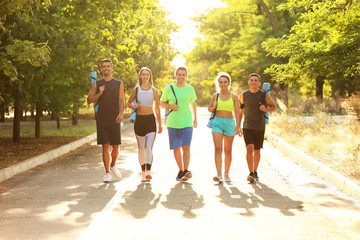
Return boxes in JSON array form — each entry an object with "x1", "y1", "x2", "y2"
[{"x1": 159, "y1": 0, "x2": 226, "y2": 66}]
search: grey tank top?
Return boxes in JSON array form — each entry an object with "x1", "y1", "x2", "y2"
[
  {"x1": 137, "y1": 87, "x2": 154, "y2": 107},
  {"x1": 96, "y1": 78, "x2": 121, "y2": 121},
  {"x1": 242, "y1": 89, "x2": 266, "y2": 130}
]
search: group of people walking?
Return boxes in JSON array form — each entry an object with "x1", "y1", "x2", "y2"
[{"x1": 87, "y1": 59, "x2": 276, "y2": 184}]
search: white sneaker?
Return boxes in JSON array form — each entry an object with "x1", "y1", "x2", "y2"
[
  {"x1": 224, "y1": 174, "x2": 231, "y2": 182},
  {"x1": 213, "y1": 174, "x2": 223, "y2": 183},
  {"x1": 103, "y1": 173, "x2": 112, "y2": 183},
  {"x1": 110, "y1": 166, "x2": 122, "y2": 179}
]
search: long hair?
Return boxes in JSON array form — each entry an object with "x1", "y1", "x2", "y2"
[{"x1": 138, "y1": 67, "x2": 153, "y2": 87}]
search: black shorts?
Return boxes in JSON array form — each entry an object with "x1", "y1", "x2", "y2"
[
  {"x1": 134, "y1": 114, "x2": 156, "y2": 136},
  {"x1": 96, "y1": 119, "x2": 121, "y2": 145},
  {"x1": 243, "y1": 128, "x2": 265, "y2": 150}
]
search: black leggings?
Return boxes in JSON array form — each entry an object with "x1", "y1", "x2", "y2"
[{"x1": 134, "y1": 114, "x2": 157, "y2": 170}]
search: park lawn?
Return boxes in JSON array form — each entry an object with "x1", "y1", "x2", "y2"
[
  {"x1": 0, "y1": 121, "x2": 97, "y2": 169},
  {"x1": 0, "y1": 110, "x2": 132, "y2": 170},
  {"x1": 267, "y1": 113, "x2": 360, "y2": 185}
]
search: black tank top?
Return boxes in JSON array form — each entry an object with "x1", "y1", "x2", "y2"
[
  {"x1": 242, "y1": 89, "x2": 266, "y2": 130},
  {"x1": 96, "y1": 78, "x2": 121, "y2": 121}
]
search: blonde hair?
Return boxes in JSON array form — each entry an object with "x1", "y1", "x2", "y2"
[
  {"x1": 174, "y1": 65, "x2": 189, "y2": 77},
  {"x1": 138, "y1": 67, "x2": 153, "y2": 87},
  {"x1": 214, "y1": 72, "x2": 231, "y2": 91}
]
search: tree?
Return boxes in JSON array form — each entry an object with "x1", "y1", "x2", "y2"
[
  {"x1": 1, "y1": 0, "x2": 177, "y2": 141},
  {"x1": 263, "y1": 0, "x2": 360, "y2": 99},
  {"x1": 185, "y1": 0, "x2": 296, "y2": 104}
]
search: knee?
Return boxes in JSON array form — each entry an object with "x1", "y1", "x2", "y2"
[
  {"x1": 214, "y1": 146, "x2": 222, "y2": 153},
  {"x1": 103, "y1": 144, "x2": 110, "y2": 152},
  {"x1": 224, "y1": 148, "x2": 232, "y2": 155},
  {"x1": 182, "y1": 145, "x2": 190, "y2": 151},
  {"x1": 246, "y1": 144, "x2": 254, "y2": 153},
  {"x1": 254, "y1": 149, "x2": 261, "y2": 155}
]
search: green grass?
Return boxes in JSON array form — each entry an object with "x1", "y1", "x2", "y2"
[{"x1": 0, "y1": 121, "x2": 96, "y2": 138}]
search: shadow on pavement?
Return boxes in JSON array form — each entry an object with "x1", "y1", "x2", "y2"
[
  {"x1": 64, "y1": 183, "x2": 116, "y2": 223},
  {"x1": 119, "y1": 183, "x2": 161, "y2": 218},
  {"x1": 218, "y1": 184, "x2": 258, "y2": 216},
  {"x1": 251, "y1": 182, "x2": 304, "y2": 216},
  {"x1": 161, "y1": 182, "x2": 204, "y2": 218},
  {"x1": 218, "y1": 182, "x2": 304, "y2": 216},
  {"x1": 0, "y1": 145, "x2": 121, "y2": 238}
]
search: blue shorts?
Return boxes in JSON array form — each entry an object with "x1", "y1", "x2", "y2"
[
  {"x1": 212, "y1": 117, "x2": 236, "y2": 136},
  {"x1": 167, "y1": 127, "x2": 193, "y2": 150}
]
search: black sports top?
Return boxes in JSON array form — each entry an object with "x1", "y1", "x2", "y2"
[
  {"x1": 96, "y1": 78, "x2": 121, "y2": 121},
  {"x1": 242, "y1": 89, "x2": 266, "y2": 131}
]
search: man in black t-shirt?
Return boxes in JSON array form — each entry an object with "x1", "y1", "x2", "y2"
[
  {"x1": 87, "y1": 59, "x2": 125, "y2": 183},
  {"x1": 239, "y1": 73, "x2": 276, "y2": 183}
]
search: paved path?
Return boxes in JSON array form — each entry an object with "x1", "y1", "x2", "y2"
[{"x1": 1, "y1": 110, "x2": 360, "y2": 239}]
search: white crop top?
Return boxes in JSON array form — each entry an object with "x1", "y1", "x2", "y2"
[{"x1": 137, "y1": 87, "x2": 154, "y2": 107}]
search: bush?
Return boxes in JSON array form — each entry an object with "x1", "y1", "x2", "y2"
[{"x1": 342, "y1": 94, "x2": 360, "y2": 120}]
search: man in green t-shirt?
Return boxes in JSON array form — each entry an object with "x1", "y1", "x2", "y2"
[{"x1": 160, "y1": 66, "x2": 197, "y2": 181}]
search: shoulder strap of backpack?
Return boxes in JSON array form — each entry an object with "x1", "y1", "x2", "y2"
[
  {"x1": 210, "y1": 93, "x2": 220, "y2": 120},
  {"x1": 135, "y1": 86, "x2": 138, "y2": 103},
  {"x1": 170, "y1": 84, "x2": 177, "y2": 105}
]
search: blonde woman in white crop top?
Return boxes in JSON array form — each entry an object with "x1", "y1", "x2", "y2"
[{"x1": 127, "y1": 67, "x2": 162, "y2": 182}]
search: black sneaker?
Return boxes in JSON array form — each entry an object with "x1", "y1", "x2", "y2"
[
  {"x1": 247, "y1": 172, "x2": 255, "y2": 182},
  {"x1": 254, "y1": 171, "x2": 259, "y2": 181},
  {"x1": 181, "y1": 170, "x2": 192, "y2": 181},
  {"x1": 176, "y1": 171, "x2": 184, "y2": 181}
]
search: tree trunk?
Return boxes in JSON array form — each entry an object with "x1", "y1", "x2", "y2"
[
  {"x1": 257, "y1": 3, "x2": 262, "y2": 15},
  {"x1": 283, "y1": 11, "x2": 292, "y2": 29},
  {"x1": 13, "y1": 97, "x2": 21, "y2": 143},
  {"x1": 35, "y1": 102, "x2": 41, "y2": 138},
  {"x1": 72, "y1": 113, "x2": 78, "y2": 125},
  {"x1": 316, "y1": 76, "x2": 325, "y2": 101},
  {"x1": 20, "y1": 107, "x2": 24, "y2": 121},
  {"x1": 72, "y1": 104, "x2": 79, "y2": 125},
  {"x1": 258, "y1": 0, "x2": 279, "y2": 34},
  {"x1": 56, "y1": 117, "x2": 61, "y2": 129},
  {"x1": 0, "y1": 109, "x2": 4, "y2": 122},
  {"x1": 280, "y1": 82, "x2": 289, "y2": 106},
  {"x1": 51, "y1": 112, "x2": 56, "y2": 120}
]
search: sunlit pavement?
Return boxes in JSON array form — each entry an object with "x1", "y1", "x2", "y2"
[{"x1": 1, "y1": 108, "x2": 360, "y2": 240}]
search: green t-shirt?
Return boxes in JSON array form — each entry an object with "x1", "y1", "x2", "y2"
[{"x1": 161, "y1": 83, "x2": 197, "y2": 128}]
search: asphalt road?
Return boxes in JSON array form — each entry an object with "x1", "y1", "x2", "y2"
[{"x1": 1, "y1": 109, "x2": 360, "y2": 240}]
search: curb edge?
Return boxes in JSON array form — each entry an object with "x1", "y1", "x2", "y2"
[
  {"x1": 266, "y1": 132, "x2": 360, "y2": 202},
  {"x1": 0, "y1": 122, "x2": 132, "y2": 183}
]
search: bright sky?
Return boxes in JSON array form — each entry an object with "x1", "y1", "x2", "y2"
[{"x1": 159, "y1": 0, "x2": 226, "y2": 66}]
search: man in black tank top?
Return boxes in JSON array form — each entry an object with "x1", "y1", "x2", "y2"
[
  {"x1": 239, "y1": 73, "x2": 276, "y2": 183},
  {"x1": 87, "y1": 59, "x2": 125, "y2": 183}
]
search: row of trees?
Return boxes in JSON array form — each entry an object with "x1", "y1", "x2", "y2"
[
  {"x1": 185, "y1": 0, "x2": 360, "y2": 105},
  {"x1": 1, "y1": 0, "x2": 178, "y2": 142}
]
